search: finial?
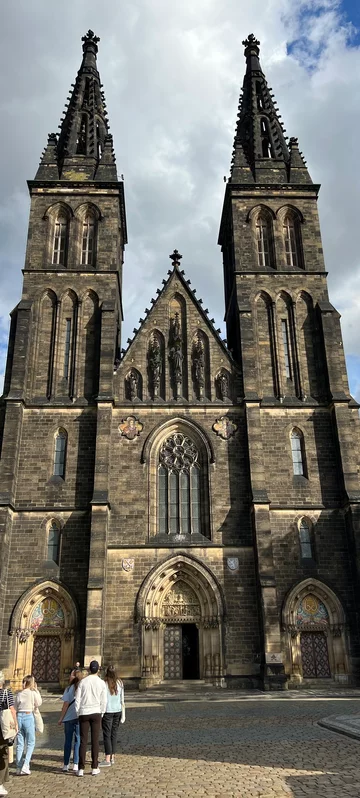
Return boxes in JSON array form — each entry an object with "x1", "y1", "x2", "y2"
[
  {"x1": 242, "y1": 33, "x2": 260, "y2": 53},
  {"x1": 169, "y1": 249, "x2": 182, "y2": 268},
  {"x1": 82, "y1": 29, "x2": 100, "y2": 46}
]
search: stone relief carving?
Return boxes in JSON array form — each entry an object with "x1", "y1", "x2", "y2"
[
  {"x1": 169, "y1": 312, "x2": 183, "y2": 397},
  {"x1": 217, "y1": 371, "x2": 230, "y2": 401},
  {"x1": 126, "y1": 370, "x2": 139, "y2": 401},
  {"x1": 192, "y1": 334, "x2": 205, "y2": 398},
  {"x1": 148, "y1": 334, "x2": 163, "y2": 398}
]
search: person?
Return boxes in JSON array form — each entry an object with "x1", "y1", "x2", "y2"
[
  {"x1": 99, "y1": 666, "x2": 125, "y2": 767},
  {"x1": 0, "y1": 671, "x2": 17, "y2": 796},
  {"x1": 15, "y1": 675, "x2": 42, "y2": 776},
  {"x1": 58, "y1": 668, "x2": 83, "y2": 772},
  {"x1": 74, "y1": 661, "x2": 107, "y2": 777}
]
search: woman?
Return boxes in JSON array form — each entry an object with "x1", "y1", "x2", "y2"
[
  {"x1": 58, "y1": 668, "x2": 83, "y2": 772},
  {"x1": 15, "y1": 675, "x2": 42, "y2": 776},
  {"x1": 99, "y1": 666, "x2": 125, "y2": 767},
  {"x1": 0, "y1": 671, "x2": 17, "y2": 796}
]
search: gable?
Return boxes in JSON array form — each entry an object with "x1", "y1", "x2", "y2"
[{"x1": 114, "y1": 266, "x2": 239, "y2": 404}]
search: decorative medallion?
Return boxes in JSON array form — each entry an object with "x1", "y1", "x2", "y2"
[
  {"x1": 118, "y1": 415, "x2": 143, "y2": 440},
  {"x1": 30, "y1": 597, "x2": 65, "y2": 631},
  {"x1": 227, "y1": 557, "x2": 239, "y2": 572},
  {"x1": 122, "y1": 558, "x2": 135, "y2": 572},
  {"x1": 212, "y1": 416, "x2": 237, "y2": 440},
  {"x1": 296, "y1": 594, "x2": 329, "y2": 627}
]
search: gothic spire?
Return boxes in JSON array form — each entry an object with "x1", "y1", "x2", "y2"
[
  {"x1": 35, "y1": 30, "x2": 117, "y2": 181},
  {"x1": 230, "y1": 34, "x2": 311, "y2": 184}
]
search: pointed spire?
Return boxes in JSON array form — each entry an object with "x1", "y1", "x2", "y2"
[
  {"x1": 288, "y1": 137, "x2": 312, "y2": 184},
  {"x1": 35, "y1": 30, "x2": 118, "y2": 182},
  {"x1": 35, "y1": 133, "x2": 59, "y2": 180},
  {"x1": 230, "y1": 34, "x2": 304, "y2": 185}
]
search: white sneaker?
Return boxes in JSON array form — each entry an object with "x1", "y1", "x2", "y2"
[
  {"x1": 20, "y1": 765, "x2": 31, "y2": 775},
  {"x1": 92, "y1": 768, "x2": 100, "y2": 775},
  {"x1": 77, "y1": 769, "x2": 84, "y2": 777},
  {"x1": 73, "y1": 764, "x2": 79, "y2": 772},
  {"x1": 0, "y1": 785, "x2": 8, "y2": 796},
  {"x1": 62, "y1": 764, "x2": 69, "y2": 772}
]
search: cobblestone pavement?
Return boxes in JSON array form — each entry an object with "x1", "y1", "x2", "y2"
[{"x1": 5, "y1": 689, "x2": 360, "y2": 798}]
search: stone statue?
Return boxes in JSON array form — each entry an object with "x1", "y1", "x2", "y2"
[
  {"x1": 148, "y1": 335, "x2": 162, "y2": 397},
  {"x1": 127, "y1": 370, "x2": 139, "y2": 401},
  {"x1": 218, "y1": 371, "x2": 230, "y2": 401},
  {"x1": 192, "y1": 335, "x2": 205, "y2": 397},
  {"x1": 169, "y1": 313, "x2": 183, "y2": 395}
]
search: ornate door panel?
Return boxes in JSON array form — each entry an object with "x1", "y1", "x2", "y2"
[
  {"x1": 32, "y1": 635, "x2": 61, "y2": 682},
  {"x1": 164, "y1": 625, "x2": 182, "y2": 679},
  {"x1": 300, "y1": 632, "x2": 331, "y2": 678}
]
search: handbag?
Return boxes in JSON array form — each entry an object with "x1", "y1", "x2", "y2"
[
  {"x1": 0, "y1": 690, "x2": 16, "y2": 740},
  {"x1": 32, "y1": 692, "x2": 44, "y2": 734}
]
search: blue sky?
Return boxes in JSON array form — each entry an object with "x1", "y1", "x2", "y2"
[{"x1": 0, "y1": 0, "x2": 360, "y2": 400}]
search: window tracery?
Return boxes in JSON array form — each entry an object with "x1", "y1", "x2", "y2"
[{"x1": 158, "y1": 434, "x2": 201, "y2": 536}]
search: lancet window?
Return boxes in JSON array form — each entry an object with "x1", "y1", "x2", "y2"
[
  {"x1": 47, "y1": 521, "x2": 61, "y2": 564},
  {"x1": 52, "y1": 214, "x2": 67, "y2": 266},
  {"x1": 158, "y1": 434, "x2": 201, "y2": 536},
  {"x1": 299, "y1": 519, "x2": 313, "y2": 560},
  {"x1": 291, "y1": 429, "x2": 306, "y2": 477},
  {"x1": 283, "y1": 215, "x2": 299, "y2": 268},
  {"x1": 81, "y1": 215, "x2": 95, "y2": 266},
  {"x1": 53, "y1": 429, "x2": 67, "y2": 478},
  {"x1": 256, "y1": 215, "x2": 271, "y2": 267}
]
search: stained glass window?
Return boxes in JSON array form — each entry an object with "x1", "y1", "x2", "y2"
[
  {"x1": 299, "y1": 518, "x2": 312, "y2": 559},
  {"x1": 291, "y1": 429, "x2": 305, "y2": 476},
  {"x1": 54, "y1": 429, "x2": 67, "y2": 478},
  {"x1": 158, "y1": 433, "x2": 201, "y2": 536},
  {"x1": 47, "y1": 522, "x2": 61, "y2": 564}
]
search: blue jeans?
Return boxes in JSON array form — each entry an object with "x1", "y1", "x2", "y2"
[
  {"x1": 16, "y1": 712, "x2": 36, "y2": 769},
  {"x1": 63, "y1": 719, "x2": 80, "y2": 766}
]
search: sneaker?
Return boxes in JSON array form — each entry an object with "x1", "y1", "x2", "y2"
[
  {"x1": 73, "y1": 764, "x2": 79, "y2": 772},
  {"x1": 0, "y1": 786, "x2": 8, "y2": 796},
  {"x1": 77, "y1": 769, "x2": 84, "y2": 777},
  {"x1": 20, "y1": 765, "x2": 31, "y2": 775},
  {"x1": 110, "y1": 757, "x2": 115, "y2": 765},
  {"x1": 99, "y1": 760, "x2": 111, "y2": 767},
  {"x1": 62, "y1": 765, "x2": 69, "y2": 772},
  {"x1": 92, "y1": 768, "x2": 100, "y2": 776},
  {"x1": 16, "y1": 769, "x2": 22, "y2": 775}
]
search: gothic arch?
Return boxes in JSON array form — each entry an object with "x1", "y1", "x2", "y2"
[
  {"x1": 282, "y1": 578, "x2": 349, "y2": 684},
  {"x1": 246, "y1": 204, "x2": 276, "y2": 223},
  {"x1": 43, "y1": 201, "x2": 74, "y2": 221},
  {"x1": 74, "y1": 202, "x2": 102, "y2": 222},
  {"x1": 135, "y1": 553, "x2": 225, "y2": 685},
  {"x1": 32, "y1": 289, "x2": 57, "y2": 399},
  {"x1": 276, "y1": 204, "x2": 304, "y2": 224},
  {"x1": 141, "y1": 416, "x2": 215, "y2": 465},
  {"x1": 8, "y1": 580, "x2": 78, "y2": 689}
]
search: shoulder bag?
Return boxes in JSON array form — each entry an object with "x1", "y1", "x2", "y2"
[
  {"x1": 0, "y1": 689, "x2": 16, "y2": 740},
  {"x1": 32, "y1": 691, "x2": 44, "y2": 734}
]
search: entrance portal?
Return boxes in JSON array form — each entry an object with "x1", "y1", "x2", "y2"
[
  {"x1": 32, "y1": 635, "x2": 61, "y2": 683},
  {"x1": 300, "y1": 631, "x2": 331, "y2": 678},
  {"x1": 164, "y1": 624, "x2": 199, "y2": 680}
]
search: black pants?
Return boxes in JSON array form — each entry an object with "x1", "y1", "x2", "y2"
[
  {"x1": 102, "y1": 712, "x2": 122, "y2": 756},
  {"x1": 79, "y1": 713, "x2": 101, "y2": 770},
  {"x1": 0, "y1": 729, "x2": 9, "y2": 786}
]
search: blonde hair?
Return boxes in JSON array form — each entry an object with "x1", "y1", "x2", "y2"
[
  {"x1": 0, "y1": 671, "x2": 5, "y2": 687},
  {"x1": 23, "y1": 675, "x2": 35, "y2": 690}
]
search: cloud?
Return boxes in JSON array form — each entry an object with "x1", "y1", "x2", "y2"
[{"x1": 0, "y1": 0, "x2": 359, "y2": 397}]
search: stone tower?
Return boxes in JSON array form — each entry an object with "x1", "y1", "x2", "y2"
[
  {"x1": 0, "y1": 30, "x2": 127, "y2": 682},
  {"x1": 218, "y1": 34, "x2": 360, "y2": 684},
  {"x1": 1, "y1": 32, "x2": 359, "y2": 690}
]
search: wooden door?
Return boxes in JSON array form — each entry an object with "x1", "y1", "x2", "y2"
[
  {"x1": 300, "y1": 631, "x2": 331, "y2": 678},
  {"x1": 32, "y1": 635, "x2": 61, "y2": 682},
  {"x1": 164, "y1": 625, "x2": 182, "y2": 679}
]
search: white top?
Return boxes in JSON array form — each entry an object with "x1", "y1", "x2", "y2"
[
  {"x1": 75, "y1": 674, "x2": 107, "y2": 717},
  {"x1": 15, "y1": 688, "x2": 42, "y2": 712}
]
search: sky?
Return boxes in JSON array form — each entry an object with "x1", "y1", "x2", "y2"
[{"x1": 0, "y1": 0, "x2": 360, "y2": 398}]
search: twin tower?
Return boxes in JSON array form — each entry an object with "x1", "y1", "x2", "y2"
[{"x1": 0, "y1": 31, "x2": 359, "y2": 690}]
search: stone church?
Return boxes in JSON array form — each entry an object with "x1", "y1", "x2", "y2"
[{"x1": 1, "y1": 30, "x2": 359, "y2": 690}]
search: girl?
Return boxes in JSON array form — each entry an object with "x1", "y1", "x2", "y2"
[
  {"x1": 58, "y1": 669, "x2": 83, "y2": 772},
  {"x1": 99, "y1": 666, "x2": 125, "y2": 767},
  {"x1": 15, "y1": 675, "x2": 42, "y2": 776}
]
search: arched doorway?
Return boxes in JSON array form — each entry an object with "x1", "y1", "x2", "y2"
[
  {"x1": 9, "y1": 581, "x2": 77, "y2": 690},
  {"x1": 282, "y1": 578, "x2": 349, "y2": 685},
  {"x1": 136, "y1": 553, "x2": 225, "y2": 687}
]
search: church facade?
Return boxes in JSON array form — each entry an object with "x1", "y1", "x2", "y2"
[{"x1": 1, "y1": 30, "x2": 360, "y2": 690}]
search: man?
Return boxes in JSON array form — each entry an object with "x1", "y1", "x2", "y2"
[{"x1": 75, "y1": 661, "x2": 107, "y2": 776}]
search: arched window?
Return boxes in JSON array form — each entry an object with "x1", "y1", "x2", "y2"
[
  {"x1": 291, "y1": 429, "x2": 306, "y2": 477},
  {"x1": 256, "y1": 215, "x2": 271, "y2": 267},
  {"x1": 52, "y1": 214, "x2": 67, "y2": 265},
  {"x1": 299, "y1": 518, "x2": 313, "y2": 560},
  {"x1": 81, "y1": 214, "x2": 95, "y2": 266},
  {"x1": 53, "y1": 429, "x2": 67, "y2": 478},
  {"x1": 283, "y1": 214, "x2": 300, "y2": 267},
  {"x1": 47, "y1": 521, "x2": 61, "y2": 564},
  {"x1": 158, "y1": 433, "x2": 201, "y2": 536}
]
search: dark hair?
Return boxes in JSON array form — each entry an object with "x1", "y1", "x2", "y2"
[
  {"x1": 70, "y1": 669, "x2": 83, "y2": 692},
  {"x1": 105, "y1": 666, "x2": 118, "y2": 695}
]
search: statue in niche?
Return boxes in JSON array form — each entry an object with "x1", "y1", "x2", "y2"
[
  {"x1": 127, "y1": 370, "x2": 139, "y2": 401},
  {"x1": 218, "y1": 371, "x2": 230, "y2": 401},
  {"x1": 192, "y1": 334, "x2": 205, "y2": 398},
  {"x1": 148, "y1": 335, "x2": 162, "y2": 398},
  {"x1": 169, "y1": 313, "x2": 183, "y2": 396}
]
